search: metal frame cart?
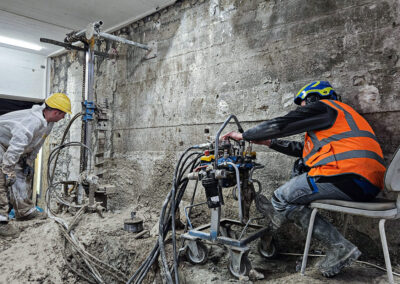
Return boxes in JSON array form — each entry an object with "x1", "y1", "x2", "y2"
[{"x1": 181, "y1": 115, "x2": 276, "y2": 278}]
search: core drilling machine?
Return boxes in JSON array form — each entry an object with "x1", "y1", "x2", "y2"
[{"x1": 181, "y1": 115, "x2": 276, "y2": 278}]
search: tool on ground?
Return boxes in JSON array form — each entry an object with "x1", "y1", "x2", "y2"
[{"x1": 124, "y1": 211, "x2": 144, "y2": 233}]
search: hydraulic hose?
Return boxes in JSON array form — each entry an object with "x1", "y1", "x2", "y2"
[
  {"x1": 127, "y1": 146, "x2": 202, "y2": 284},
  {"x1": 47, "y1": 141, "x2": 92, "y2": 184},
  {"x1": 44, "y1": 110, "x2": 130, "y2": 283},
  {"x1": 169, "y1": 151, "x2": 201, "y2": 283},
  {"x1": 50, "y1": 112, "x2": 84, "y2": 182}
]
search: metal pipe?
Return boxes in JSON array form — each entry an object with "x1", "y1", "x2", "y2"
[
  {"x1": 214, "y1": 115, "x2": 243, "y2": 169},
  {"x1": 238, "y1": 216, "x2": 264, "y2": 240},
  {"x1": 98, "y1": 32, "x2": 150, "y2": 50},
  {"x1": 301, "y1": 208, "x2": 318, "y2": 275},
  {"x1": 184, "y1": 202, "x2": 207, "y2": 230},
  {"x1": 63, "y1": 21, "x2": 150, "y2": 51},
  {"x1": 76, "y1": 21, "x2": 103, "y2": 38},
  {"x1": 379, "y1": 219, "x2": 394, "y2": 284},
  {"x1": 83, "y1": 43, "x2": 95, "y2": 174},
  {"x1": 40, "y1": 38, "x2": 110, "y2": 58},
  {"x1": 226, "y1": 161, "x2": 243, "y2": 223},
  {"x1": 210, "y1": 207, "x2": 221, "y2": 240}
]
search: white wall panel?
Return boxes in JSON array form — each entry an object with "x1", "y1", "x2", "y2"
[{"x1": 0, "y1": 46, "x2": 46, "y2": 100}]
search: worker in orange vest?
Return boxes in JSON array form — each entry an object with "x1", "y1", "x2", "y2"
[{"x1": 222, "y1": 81, "x2": 385, "y2": 277}]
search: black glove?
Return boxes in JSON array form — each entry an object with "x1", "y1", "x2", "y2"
[
  {"x1": 23, "y1": 165, "x2": 34, "y2": 178},
  {"x1": 291, "y1": 158, "x2": 310, "y2": 178}
]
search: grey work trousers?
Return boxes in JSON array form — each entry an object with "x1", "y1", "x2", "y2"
[
  {"x1": 271, "y1": 173, "x2": 352, "y2": 215},
  {"x1": 0, "y1": 146, "x2": 36, "y2": 221}
]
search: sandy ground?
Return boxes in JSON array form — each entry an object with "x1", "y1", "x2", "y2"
[{"x1": 0, "y1": 206, "x2": 398, "y2": 284}]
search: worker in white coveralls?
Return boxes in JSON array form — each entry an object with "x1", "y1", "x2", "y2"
[{"x1": 0, "y1": 93, "x2": 72, "y2": 239}]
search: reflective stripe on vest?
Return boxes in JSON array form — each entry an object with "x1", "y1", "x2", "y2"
[
  {"x1": 302, "y1": 100, "x2": 385, "y2": 189},
  {"x1": 303, "y1": 100, "x2": 380, "y2": 163},
  {"x1": 313, "y1": 149, "x2": 385, "y2": 168}
]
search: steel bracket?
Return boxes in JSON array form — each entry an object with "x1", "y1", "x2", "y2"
[{"x1": 83, "y1": 100, "x2": 96, "y2": 121}]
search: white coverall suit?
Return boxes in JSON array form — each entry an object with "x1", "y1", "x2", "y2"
[{"x1": 0, "y1": 104, "x2": 54, "y2": 221}]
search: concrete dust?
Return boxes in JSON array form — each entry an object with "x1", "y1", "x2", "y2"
[{"x1": 0, "y1": 200, "x2": 395, "y2": 283}]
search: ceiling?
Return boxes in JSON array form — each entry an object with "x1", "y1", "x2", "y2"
[{"x1": 0, "y1": 0, "x2": 175, "y2": 56}]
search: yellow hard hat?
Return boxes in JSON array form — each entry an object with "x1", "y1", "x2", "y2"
[{"x1": 45, "y1": 93, "x2": 72, "y2": 114}]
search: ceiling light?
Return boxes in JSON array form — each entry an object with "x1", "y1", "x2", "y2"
[{"x1": 0, "y1": 35, "x2": 42, "y2": 51}]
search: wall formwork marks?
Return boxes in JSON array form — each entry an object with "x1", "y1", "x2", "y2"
[{"x1": 49, "y1": 0, "x2": 400, "y2": 261}]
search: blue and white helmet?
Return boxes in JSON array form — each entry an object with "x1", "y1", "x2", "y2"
[{"x1": 294, "y1": 81, "x2": 337, "y2": 105}]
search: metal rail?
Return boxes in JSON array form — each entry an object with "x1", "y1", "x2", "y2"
[
  {"x1": 40, "y1": 38, "x2": 109, "y2": 58},
  {"x1": 214, "y1": 114, "x2": 244, "y2": 169},
  {"x1": 64, "y1": 21, "x2": 150, "y2": 51}
]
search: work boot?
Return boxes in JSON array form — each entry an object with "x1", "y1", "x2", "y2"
[
  {"x1": 317, "y1": 241, "x2": 361, "y2": 277},
  {"x1": 287, "y1": 206, "x2": 361, "y2": 278},
  {"x1": 17, "y1": 209, "x2": 47, "y2": 221},
  {"x1": 255, "y1": 193, "x2": 288, "y2": 229},
  {"x1": 0, "y1": 222, "x2": 20, "y2": 239}
]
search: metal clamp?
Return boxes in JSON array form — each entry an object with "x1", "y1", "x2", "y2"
[{"x1": 83, "y1": 100, "x2": 96, "y2": 121}]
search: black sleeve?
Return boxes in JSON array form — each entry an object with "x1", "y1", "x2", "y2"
[
  {"x1": 242, "y1": 101, "x2": 337, "y2": 141},
  {"x1": 269, "y1": 139, "x2": 304, "y2": 157}
]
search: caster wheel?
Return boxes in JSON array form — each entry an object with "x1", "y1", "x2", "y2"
[
  {"x1": 186, "y1": 241, "x2": 208, "y2": 264},
  {"x1": 228, "y1": 255, "x2": 251, "y2": 278},
  {"x1": 258, "y1": 238, "x2": 277, "y2": 259}
]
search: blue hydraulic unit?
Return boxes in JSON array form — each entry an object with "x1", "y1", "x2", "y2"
[{"x1": 181, "y1": 115, "x2": 276, "y2": 278}]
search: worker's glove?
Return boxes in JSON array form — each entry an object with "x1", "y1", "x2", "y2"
[
  {"x1": 5, "y1": 172, "x2": 16, "y2": 187},
  {"x1": 23, "y1": 165, "x2": 34, "y2": 178}
]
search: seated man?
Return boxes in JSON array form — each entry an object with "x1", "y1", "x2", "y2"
[
  {"x1": 222, "y1": 81, "x2": 385, "y2": 277},
  {"x1": 0, "y1": 93, "x2": 72, "y2": 239}
]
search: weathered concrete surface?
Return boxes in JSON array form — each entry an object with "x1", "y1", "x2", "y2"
[{"x1": 48, "y1": 0, "x2": 400, "y2": 267}]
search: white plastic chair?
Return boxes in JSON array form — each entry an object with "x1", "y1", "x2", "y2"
[{"x1": 300, "y1": 146, "x2": 400, "y2": 284}]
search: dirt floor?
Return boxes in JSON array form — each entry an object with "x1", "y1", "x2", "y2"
[{"x1": 0, "y1": 203, "x2": 398, "y2": 284}]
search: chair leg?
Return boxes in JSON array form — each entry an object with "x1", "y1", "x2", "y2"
[
  {"x1": 378, "y1": 219, "x2": 394, "y2": 284},
  {"x1": 300, "y1": 208, "x2": 318, "y2": 275},
  {"x1": 342, "y1": 214, "x2": 350, "y2": 237}
]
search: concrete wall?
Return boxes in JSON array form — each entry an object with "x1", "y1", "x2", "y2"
[
  {"x1": 49, "y1": 0, "x2": 400, "y2": 261},
  {"x1": 0, "y1": 46, "x2": 47, "y2": 100}
]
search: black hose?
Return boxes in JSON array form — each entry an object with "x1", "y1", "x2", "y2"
[
  {"x1": 47, "y1": 142, "x2": 92, "y2": 184},
  {"x1": 127, "y1": 146, "x2": 202, "y2": 284},
  {"x1": 177, "y1": 152, "x2": 201, "y2": 182},
  {"x1": 50, "y1": 112, "x2": 84, "y2": 182},
  {"x1": 169, "y1": 147, "x2": 195, "y2": 283}
]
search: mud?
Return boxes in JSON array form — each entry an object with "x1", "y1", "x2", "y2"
[{"x1": 0, "y1": 201, "x2": 397, "y2": 284}]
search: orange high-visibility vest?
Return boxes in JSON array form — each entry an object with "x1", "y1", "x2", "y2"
[{"x1": 302, "y1": 100, "x2": 386, "y2": 189}]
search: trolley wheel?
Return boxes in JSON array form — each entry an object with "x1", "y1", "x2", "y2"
[
  {"x1": 258, "y1": 238, "x2": 277, "y2": 259},
  {"x1": 228, "y1": 255, "x2": 251, "y2": 278},
  {"x1": 186, "y1": 241, "x2": 208, "y2": 264}
]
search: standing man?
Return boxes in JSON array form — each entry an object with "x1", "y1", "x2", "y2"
[
  {"x1": 222, "y1": 81, "x2": 385, "y2": 277},
  {"x1": 0, "y1": 93, "x2": 72, "y2": 239}
]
